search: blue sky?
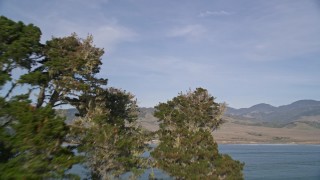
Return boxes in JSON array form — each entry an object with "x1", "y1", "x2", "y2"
[{"x1": 1, "y1": 0, "x2": 320, "y2": 108}]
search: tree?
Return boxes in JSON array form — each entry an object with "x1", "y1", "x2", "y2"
[
  {"x1": 0, "y1": 16, "x2": 41, "y2": 92},
  {"x1": 0, "y1": 97, "x2": 80, "y2": 179},
  {"x1": 152, "y1": 88, "x2": 244, "y2": 179},
  {"x1": 19, "y1": 33, "x2": 107, "y2": 109},
  {"x1": 0, "y1": 16, "x2": 79, "y2": 179},
  {"x1": 70, "y1": 87, "x2": 149, "y2": 179},
  {"x1": 17, "y1": 30, "x2": 149, "y2": 178},
  {"x1": 0, "y1": 15, "x2": 149, "y2": 178}
]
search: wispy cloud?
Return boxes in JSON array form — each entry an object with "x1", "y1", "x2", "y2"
[
  {"x1": 38, "y1": 20, "x2": 138, "y2": 53},
  {"x1": 198, "y1": 10, "x2": 233, "y2": 18},
  {"x1": 1, "y1": 0, "x2": 137, "y2": 53},
  {"x1": 167, "y1": 24, "x2": 206, "y2": 39},
  {"x1": 240, "y1": 7, "x2": 320, "y2": 62},
  {"x1": 2, "y1": 0, "x2": 320, "y2": 108},
  {"x1": 92, "y1": 25, "x2": 137, "y2": 51}
]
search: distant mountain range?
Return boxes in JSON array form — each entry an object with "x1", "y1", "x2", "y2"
[
  {"x1": 54, "y1": 100, "x2": 320, "y2": 144},
  {"x1": 57, "y1": 100, "x2": 320, "y2": 129},
  {"x1": 225, "y1": 100, "x2": 320, "y2": 128},
  {"x1": 137, "y1": 100, "x2": 320, "y2": 129}
]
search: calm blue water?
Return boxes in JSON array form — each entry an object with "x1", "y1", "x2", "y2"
[
  {"x1": 219, "y1": 144, "x2": 320, "y2": 180},
  {"x1": 70, "y1": 144, "x2": 320, "y2": 179}
]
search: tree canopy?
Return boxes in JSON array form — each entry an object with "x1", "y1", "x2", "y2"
[
  {"x1": 152, "y1": 88, "x2": 244, "y2": 179},
  {"x1": 0, "y1": 98, "x2": 80, "y2": 179},
  {"x1": 0, "y1": 16, "x2": 41, "y2": 87},
  {"x1": 69, "y1": 87, "x2": 149, "y2": 179},
  {"x1": 0, "y1": 16, "x2": 148, "y2": 179},
  {"x1": 0, "y1": 17, "x2": 80, "y2": 176},
  {"x1": 0, "y1": 16, "x2": 243, "y2": 179}
]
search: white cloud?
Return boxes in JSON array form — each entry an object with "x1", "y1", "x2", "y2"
[
  {"x1": 167, "y1": 24, "x2": 206, "y2": 39},
  {"x1": 198, "y1": 10, "x2": 233, "y2": 18},
  {"x1": 2, "y1": 0, "x2": 320, "y2": 108},
  {"x1": 2, "y1": 0, "x2": 137, "y2": 53},
  {"x1": 201, "y1": 2, "x2": 320, "y2": 62},
  {"x1": 38, "y1": 18, "x2": 137, "y2": 53},
  {"x1": 92, "y1": 25, "x2": 137, "y2": 51}
]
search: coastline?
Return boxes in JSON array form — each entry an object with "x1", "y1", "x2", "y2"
[
  {"x1": 147, "y1": 139, "x2": 320, "y2": 145},
  {"x1": 138, "y1": 114, "x2": 320, "y2": 146},
  {"x1": 216, "y1": 141, "x2": 320, "y2": 145}
]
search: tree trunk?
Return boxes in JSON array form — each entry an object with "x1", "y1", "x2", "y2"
[
  {"x1": 36, "y1": 85, "x2": 46, "y2": 108},
  {"x1": 49, "y1": 90, "x2": 60, "y2": 107}
]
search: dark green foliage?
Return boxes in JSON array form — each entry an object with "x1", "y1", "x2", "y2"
[
  {"x1": 0, "y1": 16, "x2": 79, "y2": 178},
  {"x1": 0, "y1": 16, "x2": 149, "y2": 179},
  {"x1": 152, "y1": 88, "x2": 244, "y2": 179},
  {"x1": 70, "y1": 88, "x2": 148, "y2": 179},
  {"x1": 154, "y1": 88, "x2": 225, "y2": 132},
  {"x1": 104, "y1": 88, "x2": 139, "y2": 126},
  {"x1": 0, "y1": 16, "x2": 41, "y2": 87},
  {"x1": 77, "y1": 120, "x2": 147, "y2": 179},
  {"x1": 0, "y1": 98, "x2": 79, "y2": 179},
  {"x1": 19, "y1": 34, "x2": 107, "y2": 108},
  {"x1": 0, "y1": 16, "x2": 243, "y2": 179},
  {"x1": 153, "y1": 129, "x2": 243, "y2": 179}
]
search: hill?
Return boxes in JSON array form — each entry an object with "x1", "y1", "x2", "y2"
[
  {"x1": 58, "y1": 100, "x2": 320, "y2": 144},
  {"x1": 225, "y1": 100, "x2": 320, "y2": 128},
  {"x1": 136, "y1": 100, "x2": 320, "y2": 144},
  {"x1": 137, "y1": 107, "x2": 159, "y2": 131}
]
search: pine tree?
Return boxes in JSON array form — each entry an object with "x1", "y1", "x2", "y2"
[
  {"x1": 0, "y1": 97, "x2": 80, "y2": 179},
  {"x1": 0, "y1": 15, "x2": 41, "y2": 90},
  {"x1": 19, "y1": 33, "x2": 107, "y2": 109},
  {"x1": 152, "y1": 88, "x2": 244, "y2": 179},
  {"x1": 0, "y1": 16, "x2": 79, "y2": 179},
  {"x1": 70, "y1": 88, "x2": 149, "y2": 179}
]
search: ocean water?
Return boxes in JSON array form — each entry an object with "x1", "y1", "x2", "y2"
[
  {"x1": 69, "y1": 144, "x2": 320, "y2": 179},
  {"x1": 219, "y1": 144, "x2": 320, "y2": 180}
]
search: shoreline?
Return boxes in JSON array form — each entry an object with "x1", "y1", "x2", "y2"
[
  {"x1": 147, "y1": 139, "x2": 320, "y2": 145},
  {"x1": 216, "y1": 141, "x2": 320, "y2": 145}
]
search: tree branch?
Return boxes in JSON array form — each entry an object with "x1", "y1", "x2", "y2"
[
  {"x1": 53, "y1": 102, "x2": 68, "y2": 107},
  {"x1": 4, "y1": 82, "x2": 18, "y2": 99}
]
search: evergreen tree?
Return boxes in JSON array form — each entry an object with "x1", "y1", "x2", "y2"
[
  {"x1": 0, "y1": 15, "x2": 41, "y2": 92},
  {"x1": 0, "y1": 16, "x2": 41, "y2": 85},
  {"x1": 70, "y1": 87, "x2": 149, "y2": 179},
  {"x1": 0, "y1": 16, "x2": 79, "y2": 179},
  {"x1": 1, "y1": 16, "x2": 244, "y2": 179},
  {"x1": 0, "y1": 15, "x2": 148, "y2": 178},
  {"x1": 152, "y1": 88, "x2": 244, "y2": 179},
  {"x1": 0, "y1": 97, "x2": 80, "y2": 179},
  {"x1": 19, "y1": 33, "x2": 107, "y2": 109}
]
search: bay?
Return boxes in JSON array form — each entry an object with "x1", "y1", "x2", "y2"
[
  {"x1": 219, "y1": 144, "x2": 320, "y2": 180},
  {"x1": 69, "y1": 144, "x2": 320, "y2": 179}
]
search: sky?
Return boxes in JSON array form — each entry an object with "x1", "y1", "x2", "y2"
[{"x1": 1, "y1": 0, "x2": 320, "y2": 108}]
